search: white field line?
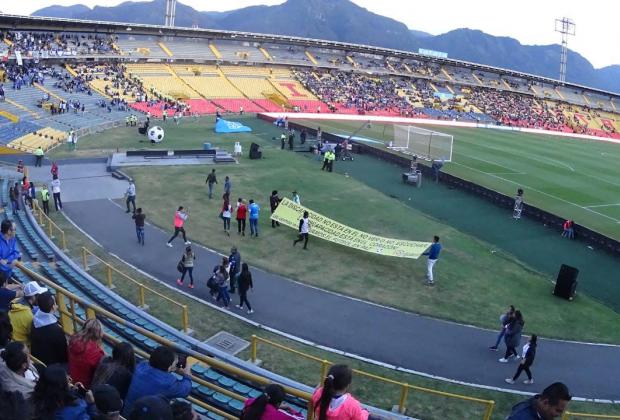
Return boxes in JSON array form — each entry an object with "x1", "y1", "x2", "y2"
[
  {"x1": 486, "y1": 172, "x2": 527, "y2": 175},
  {"x1": 455, "y1": 151, "x2": 524, "y2": 174},
  {"x1": 585, "y1": 203, "x2": 620, "y2": 209},
  {"x1": 451, "y1": 161, "x2": 620, "y2": 224}
]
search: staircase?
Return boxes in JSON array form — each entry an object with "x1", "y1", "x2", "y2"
[{"x1": 304, "y1": 51, "x2": 318, "y2": 65}]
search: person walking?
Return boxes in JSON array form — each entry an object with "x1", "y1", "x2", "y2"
[
  {"x1": 293, "y1": 211, "x2": 310, "y2": 250},
  {"x1": 40, "y1": 185, "x2": 50, "y2": 216},
  {"x1": 249, "y1": 199, "x2": 260, "y2": 237},
  {"x1": 327, "y1": 149, "x2": 336, "y2": 172},
  {"x1": 228, "y1": 247, "x2": 241, "y2": 294},
  {"x1": 125, "y1": 180, "x2": 136, "y2": 214},
  {"x1": 280, "y1": 132, "x2": 286, "y2": 150},
  {"x1": 50, "y1": 161, "x2": 59, "y2": 178},
  {"x1": 506, "y1": 335, "x2": 537, "y2": 385},
  {"x1": 236, "y1": 198, "x2": 247, "y2": 236},
  {"x1": 236, "y1": 263, "x2": 253, "y2": 314},
  {"x1": 499, "y1": 310, "x2": 525, "y2": 363},
  {"x1": 490, "y1": 305, "x2": 515, "y2": 351},
  {"x1": 321, "y1": 149, "x2": 330, "y2": 171},
  {"x1": 224, "y1": 176, "x2": 232, "y2": 197},
  {"x1": 222, "y1": 195, "x2": 232, "y2": 236},
  {"x1": 51, "y1": 175, "x2": 62, "y2": 211},
  {"x1": 132, "y1": 208, "x2": 146, "y2": 246},
  {"x1": 215, "y1": 265, "x2": 231, "y2": 308},
  {"x1": 270, "y1": 191, "x2": 281, "y2": 228},
  {"x1": 166, "y1": 206, "x2": 190, "y2": 247},
  {"x1": 34, "y1": 146, "x2": 44, "y2": 167},
  {"x1": 176, "y1": 246, "x2": 196, "y2": 289},
  {"x1": 288, "y1": 131, "x2": 294, "y2": 150},
  {"x1": 422, "y1": 236, "x2": 441, "y2": 286},
  {"x1": 9, "y1": 183, "x2": 19, "y2": 214},
  {"x1": 206, "y1": 169, "x2": 217, "y2": 199}
]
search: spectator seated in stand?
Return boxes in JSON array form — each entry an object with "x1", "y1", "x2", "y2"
[
  {"x1": 68, "y1": 318, "x2": 105, "y2": 389},
  {"x1": 91, "y1": 341, "x2": 136, "y2": 400},
  {"x1": 0, "y1": 340, "x2": 40, "y2": 398},
  {"x1": 122, "y1": 345, "x2": 192, "y2": 416},
  {"x1": 30, "y1": 291, "x2": 68, "y2": 367},
  {"x1": 8, "y1": 281, "x2": 47, "y2": 347}
]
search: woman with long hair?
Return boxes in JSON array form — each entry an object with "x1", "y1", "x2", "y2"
[
  {"x1": 241, "y1": 383, "x2": 302, "y2": 420},
  {"x1": 222, "y1": 194, "x2": 232, "y2": 236},
  {"x1": 236, "y1": 263, "x2": 254, "y2": 314},
  {"x1": 32, "y1": 364, "x2": 96, "y2": 419},
  {"x1": 499, "y1": 310, "x2": 524, "y2": 363},
  {"x1": 68, "y1": 318, "x2": 105, "y2": 388},
  {"x1": 506, "y1": 334, "x2": 538, "y2": 385},
  {"x1": 312, "y1": 365, "x2": 368, "y2": 420},
  {"x1": 91, "y1": 341, "x2": 136, "y2": 400}
]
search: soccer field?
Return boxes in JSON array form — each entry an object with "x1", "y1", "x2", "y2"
[{"x1": 296, "y1": 119, "x2": 620, "y2": 240}]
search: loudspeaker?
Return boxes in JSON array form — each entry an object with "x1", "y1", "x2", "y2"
[{"x1": 553, "y1": 264, "x2": 579, "y2": 300}]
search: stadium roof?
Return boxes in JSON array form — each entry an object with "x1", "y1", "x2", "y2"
[{"x1": 0, "y1": 13, "x2": 617, "y2": 98}]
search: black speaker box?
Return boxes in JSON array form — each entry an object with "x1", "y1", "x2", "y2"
[{"x1": 554, "y1": 264, "x2": 579, "y2": 300}]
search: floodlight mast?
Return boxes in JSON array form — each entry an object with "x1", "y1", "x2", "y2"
[
  {"x1": 555, "y1": 17, "x2": 575, "y2": 83},
  {"x1": 164, "y1": 0, "x2": 177, "y2": 27}
]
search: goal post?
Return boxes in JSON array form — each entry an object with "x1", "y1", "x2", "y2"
[{"x1": 389, "y1": 125, "x2": 453, "y2": 162}]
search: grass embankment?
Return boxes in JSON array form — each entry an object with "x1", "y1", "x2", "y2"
[{"x1": 47, "y1": 211, "x2": 620, "y2": 420}]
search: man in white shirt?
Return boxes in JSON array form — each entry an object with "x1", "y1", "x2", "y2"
[
  {"x1": 126, "y1": 180, "x2": 136, "y2": 213},
  {"x1": 51, "y1": 175, "x2": 62, "y2": 211},
  {"x1": 293, "y1": 211, "x2": 310, "y2": 250}
]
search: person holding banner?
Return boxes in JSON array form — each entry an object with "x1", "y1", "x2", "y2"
[
  {"x1": 422, "y1": 236, "x2": 441, "y2": 286},
  {"x1": 293, "y1": 211, "x2": 310, "y2": 250}
]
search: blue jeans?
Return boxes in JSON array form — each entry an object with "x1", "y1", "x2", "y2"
[
  {"x1": 493, "y1": 327, "x2": 506, "y2": 348},
  {"x1": 250, "y1": 218, "x2": 258, "y2": 236},
  {"x1": 136, "y1": 226, "x2": 145, "y2": 245},
  {"x1": 217, "y1": 286, "x2": 230, "y2": 306}
]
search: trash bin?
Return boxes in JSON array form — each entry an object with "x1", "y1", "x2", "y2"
[
  {"x1": 203, "y1": 142, "x2": 212, "y2": 150},
  {"x1": 415, "y1": 170, "x2": 422, "y2": 188}
]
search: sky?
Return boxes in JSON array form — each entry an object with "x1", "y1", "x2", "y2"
[{"x1": 4, "y1": 0, "x2": 619, "y2": 69}]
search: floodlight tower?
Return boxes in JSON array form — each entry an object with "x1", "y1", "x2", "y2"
[
  {"x1": 555, "y1": 17, "x2": 575, "y2": 82},
  {"x1": 164, "y1": 0, "x2": 177, "y2": 27}
]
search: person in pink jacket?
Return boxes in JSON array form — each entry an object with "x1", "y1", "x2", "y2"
[
  {"x1": 312, "y1": 365, "x2": 369, "y2": 420},
  {"x1": 241, "y1": 384, "x2": 304, "y2": 420}
]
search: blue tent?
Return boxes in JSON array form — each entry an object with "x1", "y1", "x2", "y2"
[{"x1": 215, "y1": 119, "x2": 252, "y2": 133}]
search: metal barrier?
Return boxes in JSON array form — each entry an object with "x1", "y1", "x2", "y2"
[
  {"x1": 32, "y1": 200, "x2": 68, "y2": 250},
  {"x1": 16, "y1": 261, "x2": 314, "y2": 419},
  {"x1": 80, "y1": 246, "x2": 191, "y2": 334},
  {"x1": 563, "y1": 414, "x2": 620, "y2": 419},
  {"x1": 251, "y1": 335, "x2": 495, "y2": 419}
]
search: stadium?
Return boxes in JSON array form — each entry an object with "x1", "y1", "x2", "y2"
[{"x1": 0, "y1": 2, "x2": 619, "y2": 419}]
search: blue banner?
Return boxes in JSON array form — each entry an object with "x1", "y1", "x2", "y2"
[
  {"x1": 433, "y1": 92, "x2": 454, "y2": 101},
  {"x1": 215, "y1": 119, "x2": 252, "y2": 133}
]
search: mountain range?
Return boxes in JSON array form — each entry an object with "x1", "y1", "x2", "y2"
[{"x1": 31, "y1": 0, "x2": 620, "y2": 94}]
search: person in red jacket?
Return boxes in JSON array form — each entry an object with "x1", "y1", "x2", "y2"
[
  {"x1": 68, "y1": 318, "x2": 105, "y2": 388},
  {"x1": 236, "y1": 198, "x2": 247, "y2": 236}
]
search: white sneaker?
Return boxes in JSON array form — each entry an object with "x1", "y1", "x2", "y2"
[
  {"x1": 247, "y1": 309, "x2": 254, "y2": 314},
  {"x1": 166, "y1": 242, "x2": 173, "y2": 248},
  {"x1": 498, "y1": 358, "x2": 509, "y2": 363},
  {"x1": 235, "y1": 305, "x2": 241, "y2": 309},
  {"x1": 185, "y1": 241, "x2": 191, "y2": 245},
  {"x1": 523, "y1": 379, "x2": 534, "y2": 385},
  {"x1": 504, "y1": 378, "x2": 515, "y2": 384}
]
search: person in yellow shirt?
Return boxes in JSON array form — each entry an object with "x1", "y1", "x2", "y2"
[
  {"x1": 8, "y1": 281, "x2": 48, "y2": 347},
  {"x1": 34, "y1": 147, "x2": 44, "y2": 167}
]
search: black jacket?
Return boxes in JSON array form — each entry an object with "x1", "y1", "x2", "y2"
[
  {"x1": 31, "y1": 321, "x2": 68, "y2": 366},
  {"x1": 238, "y1": 271, "x2": 253, "y2": 293}
]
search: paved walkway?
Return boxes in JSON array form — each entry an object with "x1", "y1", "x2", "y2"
[{"x1": 62, "y1": 194, "x2": 620, "y2": 400}]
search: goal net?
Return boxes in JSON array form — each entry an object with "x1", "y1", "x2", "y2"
[{"x1": 390, "y1": 125, "x2": 453, "y2": 162}]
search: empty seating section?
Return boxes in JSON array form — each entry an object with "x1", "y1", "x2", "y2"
[
  {"x1": 211, "y1": 99, "x2": 265, "y2": 113},
  {"x1": 262, "y1": 44, "x2": 310, "y2": 65},
  {"x1": 164, "y1": 40, "x2": 216, "y2": 59},
  {"x1": 115, "y1": 37, "x2": 165, "y2": 58},
  {"x1": 0, "y1": 120, "x2": 42, "y2": 143},
  {"x1": 8, "y1": 126, "x2": 66, "y2": 152},
  {"x1": 227, "y1": 77, "x2": 274, "y2": 99},
  {"x1": 180, "y1": 75, "x2": 240, "y2": 99},
  {"x1": 184, "y1": 99, "x2": 221, "y2": 114}
]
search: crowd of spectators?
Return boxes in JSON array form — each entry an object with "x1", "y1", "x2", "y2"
[
  {"x1": 465, "y1": 87, "x2": 568, "y2": 130},
  {"x1": 3, "y1": 31, "x2": 118, "y2": 57},
  {"x1": 0, "y1": 276, "x2": 197, "y2": 419}
]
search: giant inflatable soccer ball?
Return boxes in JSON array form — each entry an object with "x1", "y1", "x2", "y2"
[{"x1": 148, "y1": 126, "x2": 165, "y2": 143}]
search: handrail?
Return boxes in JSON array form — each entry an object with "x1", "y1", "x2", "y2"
[
  {"x1": 32, "y1": 200, "x2": 67, "y2": 250},
  {"x1": 563, "y1": 413, "x2": 620, "y2": 419},
  {"x1": 251, "y1": 335, "x2": 496, "y2": 419},
  {"x1": 80, "y1": 246, "x2": 191, "y2": 334},
  {"x1": 15, "y1": 261, "x2": 315, "y2": 406}
]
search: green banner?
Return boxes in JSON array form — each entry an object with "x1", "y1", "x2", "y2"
[{"x1": 271, "y1": 198, "x2": 431, "y2": 259}]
